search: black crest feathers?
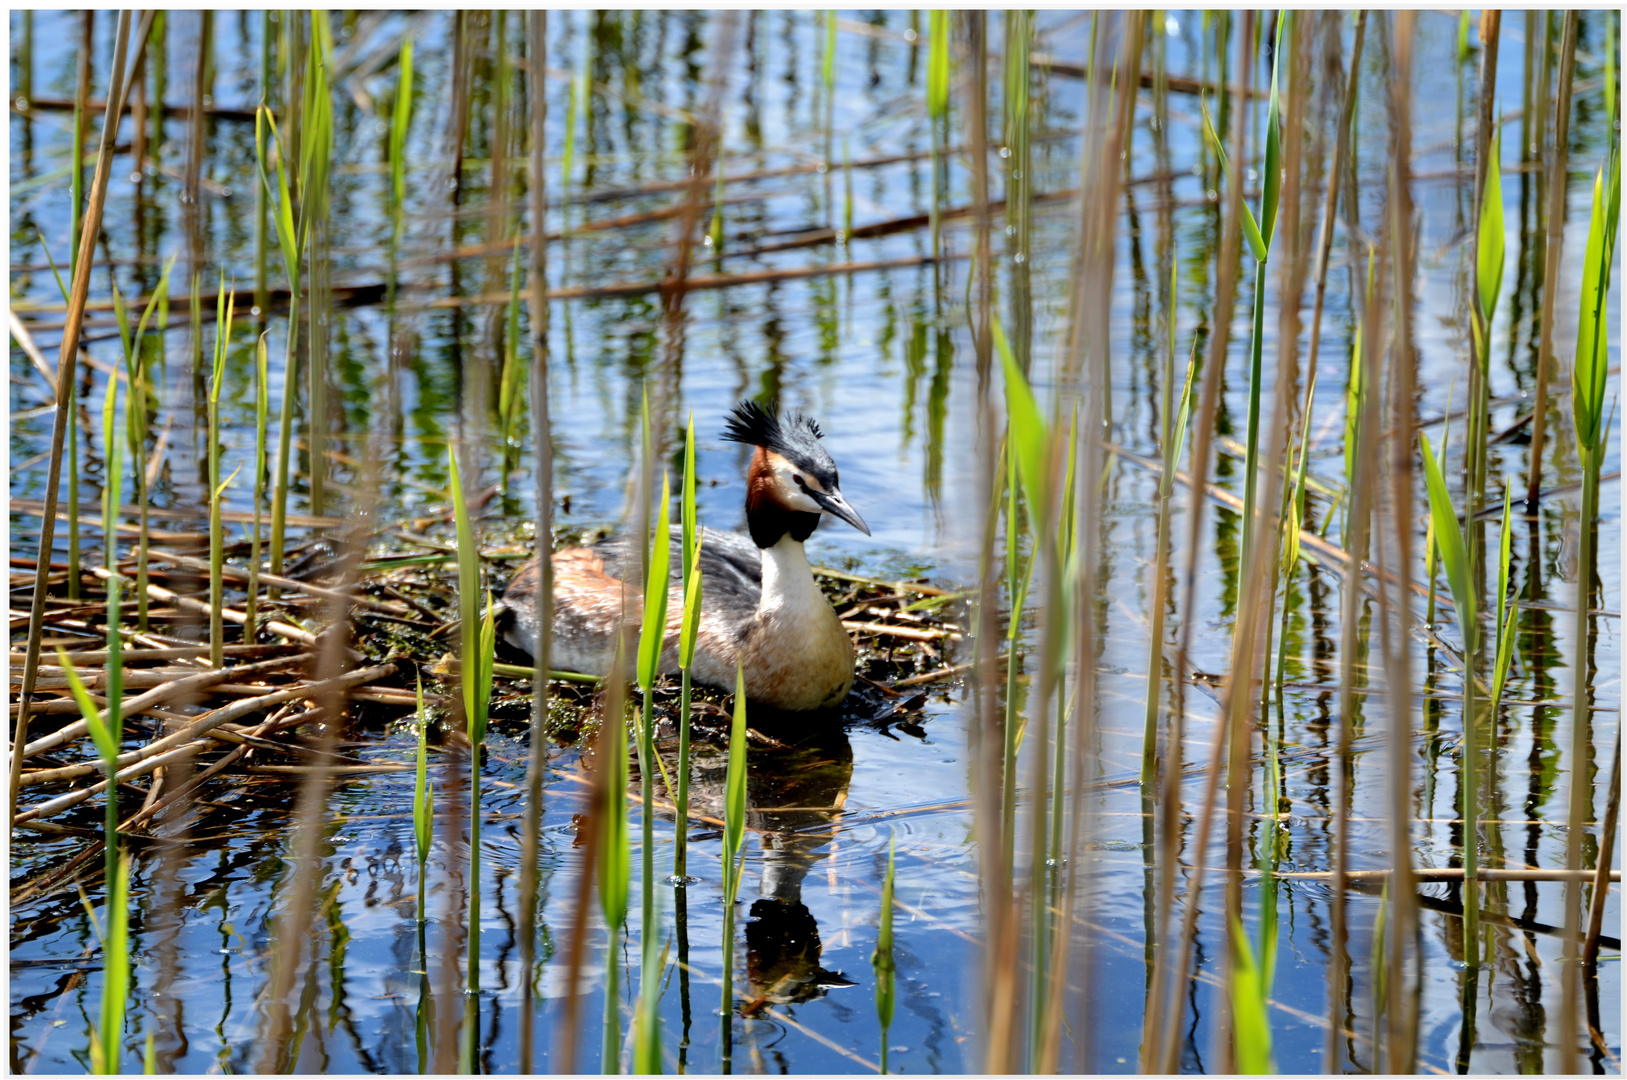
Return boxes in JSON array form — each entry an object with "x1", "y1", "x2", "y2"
[{"x1": 720, "y1": 400, "x2": 823, "y2": 454}]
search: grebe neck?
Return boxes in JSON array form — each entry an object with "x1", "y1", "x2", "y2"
[{"x1": 757, "y1": 534, "x2": 826, "y2": 619}]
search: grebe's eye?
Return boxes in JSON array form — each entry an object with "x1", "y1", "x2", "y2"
[{"x1": 793, "y1": 474, "x2": 805, "y2": 486}]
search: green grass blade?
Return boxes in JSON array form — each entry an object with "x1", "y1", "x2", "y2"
[
  {"x1": 448, "y1": 444, "x2": 483, "y2": 739},
  {"x1": 638, "y1": 471, "x2": 672, "y2": 692},
  {"x1": 1259, "y1": 12, "x2": 1286, "y2": 250},
  {"x1": 1476, "y1": 125, "x2": 1505, "y2": 334},
  {"x1": 994, "y1": 318, "x2": 1050, "y2": 519},
  {"x1": 927, "y1": 11, "x2": 949, "y2": 120},
  {"x1": 1202, "y1": 94, "x2": 1267, "y2": 262},
  {"x1": 414, "y1": 675, "x2": 432, "y2": 872},
  {"x1": 1419, "y1": 434, "x2": 1476, "y2": 652},
  {"x1": 57, "y1": 649, "x2": 116, "y2": 763},
  {"x1": 872, "y1": 830, "x2": 897, "y2": 1065},
  {"x1": 723, "y1": 665, "x2": 748, "y2": 905},
  {"x1": 94, "y1": 852, "x2": 132, "y2": 1075},
  {"x1": 390, "y1": 37, "x2": 414, "y2": 245},
  {"x1": 1228, "y1": 915, "x2": 1273, "y2": 1073},
  {"x1": 1573, "y1": 150, "x2": 1620, "y2": 458},
  {"x1": 633, "y1": 935, "x2": 668, "y2": 1074}
]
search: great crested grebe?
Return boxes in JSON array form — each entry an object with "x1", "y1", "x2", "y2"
[{"x1": 499, "y1": 401, "x2": 871, "y2": 712}]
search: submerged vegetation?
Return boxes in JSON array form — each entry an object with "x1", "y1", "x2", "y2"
[{"x1": 8, "y1": 8, "x2": 1622, "y2": 1075}]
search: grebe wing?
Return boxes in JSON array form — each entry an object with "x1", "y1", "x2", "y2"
[{"x1": 590, "y1": 524, "x2": 761, "y2": 620}]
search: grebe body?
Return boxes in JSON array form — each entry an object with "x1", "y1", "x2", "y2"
[{"x1": 500, "y1": 402, "x2": 870, "y2": 712}]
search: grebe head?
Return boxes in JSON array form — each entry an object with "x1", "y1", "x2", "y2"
[{"x1": 721, "y1": 400, "x2": 871, "y2": 547}]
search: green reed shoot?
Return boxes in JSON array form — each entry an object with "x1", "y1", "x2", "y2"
[
  {"x1": 247, "y1": 332, "x2": 270, "y2": 640},
  {"x1": 257, "y1": 105, "x2": 304, "y2": 579},
  {"x1": 675, "y1": 416, "x2": 702, "y2": 881},
  {"x1": 1342, "y1": 250, "x2": 1375, "y2": 549},
  {"x1": 601, "y1": 644, "x2": 632, "y2": 1073},
  {"x1": 1469, "y1": 125, "x2": 1505, "y2": 500},
  {"x1": 1489, "y1": 482, "x2": 1517, "y2": 710},
  {"x1": 449, "y1": 444, "x2": 494, "y2": 998},
  {"x1": 389, "y1": 36, "x2": 414, "y2": 258},
  {"x1": 298, "y1": 18, "x2": 334, "y2": 516},
  {"x1": 143, "y1": 1030, "x2": 155, "y2": 1075},
  {"x1": 1201, "y1": 12, "x2": 1283, "y2": 569},
  {"x1": 872, "y1": 831, "x2": 897, "y2": 1075},
  {"x1": 636, "y1": 470, "x2": 672, "y2": 955},
  {"x1": 1423, "y1": 395, "x2": 1453, "y2": 628},
  {"x1": 125, "y1": 253, "x2": 177, "y2": 632},
  {"x1": 1420, "y1": 431, "x2": 1481, "y2": 952},
  {"x1": 1567, "y1": 146, "x2": 1618, "y2": 966},
  {"x1": 720, "y1": 665, "x2": 749, "y2": 1066},
  {"x1": 97, "y1": 348, "x2": 120, "y2": 575},
  {"x1": 926, "y1": 10, "x2": 949, "y2": 259},
  {"x1": 208, "y1": 280, "x2": 237, "y2": 668},
  {"x1": 83, "y1": 852, "x2": 132, "y2": 1075},
  {"x1": 414, "y1": 675, "x2": 433, "y2": 923},
  {"x1": 497, "y1": 241, "x2": 525, "y2": 477},
  {"x1": 633, "y1": 934, "x2": 669, "y2": 1074},
  {"x1": 1228, "y1": 912, "x2": 1272, "y2": 1073},
  {"x1": 60, "y1": 643, "x2": 122, "y2": 889},
  {"x1": 1370, "y1": 878, "x2": 1390, "y2": 1019}
]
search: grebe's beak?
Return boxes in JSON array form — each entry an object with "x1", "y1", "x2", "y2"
[{"x1": 811, "y1": 487, "x2": 870, "y2": 536}]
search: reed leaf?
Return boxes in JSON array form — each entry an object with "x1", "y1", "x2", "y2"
[
  {"x1": 1474, "y1": 125, "x2": 1505, "y2": 346},
  {"x1": 1572, "y1": 149, "x2": 1619, "y2": 460},
  {"x1": 926, "y1": 12, "x2": 949, "y2": 120},
  {"x1": 632, "y1": 934, "x2": 668, "y2": 1074},
  {"x1": 448, "y1": 445, "x2": 487, "y2": 741},
  {"x1": 90, "y1": 852, "x2": 132, "y2": 1075},
  {"x1": 994, "y1": 318, "x2": 1050, "y2": 520},
  {"x1": 637, "y1": 472, "x2": 672, "y2": 693},
  {"x1": 1489, "y1": 482, "x2": 1517, "y2": 708},
  {"x1": 413, "y1": 674, "x2": 432, "y2": 922},
  {"x1": 1228, "y1": 915, "x2": 1273, "y2": 1073},
  {"x1": 675, "y1": 417, "x2": 701, "y2": 880},
  {"x1": 389, "y1": 36, "x2": 414, "y2": 249},
  {"x1": 247, "y1": 330, "x2": 270, "y2": 639},
  {"x1": 1419, "y1": 434, "x2": 1476, "y2": 651},
  {"x1": 872, "y1": 831, "x2": 897, "y2": 1074},
  {"x1": 1201, "y1": 94, "x2": 1266, "y2": 262},
  {"x1": 723, "y1": 664, "x2": 748, "y2": 903}
]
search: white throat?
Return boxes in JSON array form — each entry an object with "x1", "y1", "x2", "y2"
[{"x1": 757, "y1": 534, "x2": 826, "y2": 620}]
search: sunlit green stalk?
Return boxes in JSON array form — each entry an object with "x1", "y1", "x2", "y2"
[
  {"x1": 635, "y1": 464, "x2": 672, "y2": 991},
  {"x1": 81, "y1": 852, "x2": 131, "y2": 1075},
  {"x1": 1563, "y1": 145, "x2": 1618, "y2": 1047},
  {"x1": 388, "y1": 35, "x2": 414, "y2": 300},
  {"x1": 414, "y1": 675, "x2": 433, "y2": 924},
  {"x1": 872, "y1": 832, "x2": 897, "y2": 1075},
  {"x1": 720, "y1": 665, "x2": 748, "y2": 1072},
  {"x1": 247, "y1": 331, "x2": 269, "y2": 640},
  {"x1": 449, "y1": 444, "x2": 494, "y2": 1008},
  {"x1": 256, "y1": 106, "x2": 303, "y2": 580},
  {"x1": 601, "y1": 644, "x2": 631, "y2": 1074},
  {"x1": 1421, "y1": 432, "x2": 1480, "y2": 954},
  {"x1": 207, "y1": 279, "x2": 236, "y2": 668},
  {"x1": 675, "y1": 416, "x2": 702, "y2": 881},
  {"x1": 926, "y1": 11, "x2": 949, "y2": 261}
]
